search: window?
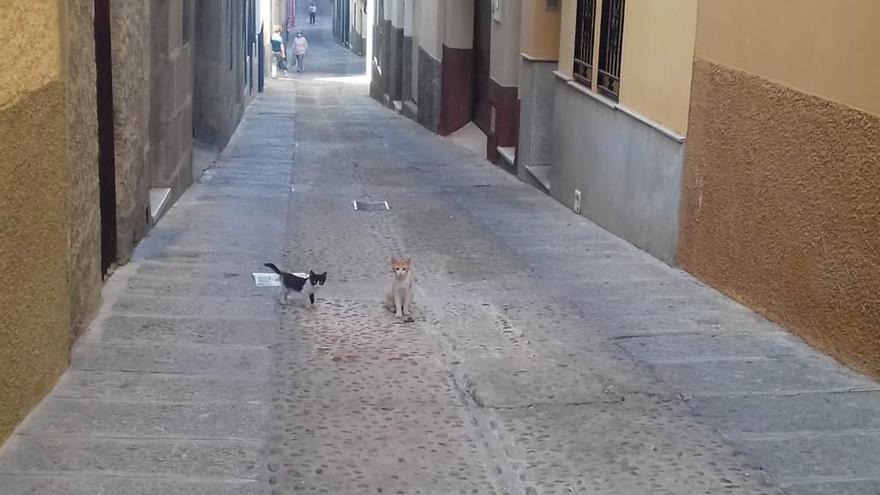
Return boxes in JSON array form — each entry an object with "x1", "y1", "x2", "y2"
[
  {"x1": 573, "y1": 0, "x2": 596, "y2": 87},
  {"x1": 573, "y1": 0, "x2": 625, "y2": 101},
  {"x1": 597, "y1": 0, "x2": 625, "y2": 99}
]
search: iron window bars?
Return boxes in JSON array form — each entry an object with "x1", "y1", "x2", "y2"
[
  {"x1": 574, "y1": 0, "x2": 625, "y2": 101},
  {"x1": 573, "y1": 0, "x2": 596, "y2": 87}
]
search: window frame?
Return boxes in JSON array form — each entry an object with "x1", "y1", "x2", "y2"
[
  {"x1": 596, "y1": 0, "x2": 625, "y2": 100},
  {"x1": 572, "y1": 0, "x2": 626, "y2": 101},
  {"x1": 572, "y1": 0, "x2": 597, "y2": 88}
]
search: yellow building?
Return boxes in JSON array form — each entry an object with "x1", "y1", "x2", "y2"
[
  {"x1": 521, "y1": 0, "x2": 879, "y2": 378},
  {"x1": 0, "y1": 0, "x2": 264, "y2": 447},
  {"x1": 538, "y1": 0, "x2": 697, "y2": 264},
  {"x1": 679, "y1": 0, "x2": 880, "y2": 378},
  {"x1": 0, "y1": 0, "x2": 96, "y2": 444}
]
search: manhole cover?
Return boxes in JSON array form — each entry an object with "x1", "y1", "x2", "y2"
[{"x1": 353, "y1": 200, "x2": 390, "y2": 211}]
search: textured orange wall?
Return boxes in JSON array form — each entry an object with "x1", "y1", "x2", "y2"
[
  {"x1": 0, "y1": 0, "x2": 74, "y2": 445},
  {"x1": 680, "y1": 59, "x2": 880, "y2": 378}
]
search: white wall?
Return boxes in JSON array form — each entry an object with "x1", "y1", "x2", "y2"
[
  {"x1": 444, "y1": 0, "x2": 474, "y2": 50},
  {"x1": 418, "y1": 0, "x2": 442, "y2": 59},
  {"x1": 490, "y1": 0, "x2": 521, "y2": 86}
]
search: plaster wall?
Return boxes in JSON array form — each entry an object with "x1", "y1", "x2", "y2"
[
  {"x1": 0, "y1": 0, "x2": 71, "y2": 445},
  {"x1": 409, "y1": 0, "x2": 419, "y2": 101},
  {"x1": 417, "y1": 0, "x2": 441, "y2": 59},
  {"x1": 65, "y1": 0, "x2": 103, "y2": 339},
  {"x1": 679, "y1": 61, "x2": 880, "y2": 378},
  {"x1": 443, "y1": 0, "x2": 473, "y2": 50},
  {"x1": 695, "y1": 0, "x2": 880, "y2": 117},
  {"x1": 488, "y1": 0, "x2": 521, "y2": 87},
  {"x1": 520, "y1": 0, "x2": 561, "y2": 60},
  {"x1": 193, "y1": 0, "x2": 251, "y2": 151},
  {"x1": 111, "y1": 0, "x2": 152, "y2": 261},
  {"x1": 618, "y1": 0, "x2": 696, "y2": 135},
  {"x1": 151, "y1": 0, "x2": 195, "y2": 201},
  {"x1": 517, "y1": 59, "x2": 556, "y2": 173},
  {"x1": 550, "y1": 79, "x2": 685, "y2": 263},
  {"x1": 403, "y1": 0, "x2": 413, "y2": 35},
  {"x1": 417, "y1": 47, "x2": 442, "y2": 131},
  {"x1": 556, "y1": 0, "x2": 575, "y2": 78}
]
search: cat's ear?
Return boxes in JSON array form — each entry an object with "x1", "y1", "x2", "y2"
[
  {"x1": 405, "y1": 257, "x2": 412, "y2": 265},
  {"x1": 310, "y1": 270, "x2": 316, "y2": 276},
  {"x1": 320, "y1": 272, "x2": 327, "y2": 278},
  {"x1": 391, "y1": 256, "x2": 398, "y2": 264}
]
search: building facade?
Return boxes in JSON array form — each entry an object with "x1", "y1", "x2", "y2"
[
  {"x1": 360, "y1": 0, "x2": 522, "y2": 167},
  {"x1": 0, "y1": 0, "x2": 82, "y2": 446},
  {"x1": 678, "y1": 0, "x2": 880, "y2": 378},
  {"x1": 345, "y1": 0, "x2": 880, "y2": 378},
  {"x1": 0, "y1": 0, "x2": 278, "y2": 445},
  {"x1": 545, "y1": 0, "x2": 696, "y2": 264},
  {"x1": 548, "y1": 0, "x2": 880, "y2": 378}
]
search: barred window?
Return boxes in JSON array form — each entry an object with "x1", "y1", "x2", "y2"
[
  {"x1": 597, "y1": 0, "x2": 625, "y2": 99},
  {"x1": 573, "y1": 0, "x2": 596, "y2": 87},
  {"x1": 573, "y1": 0, "x2": 625, "y2": 101}
]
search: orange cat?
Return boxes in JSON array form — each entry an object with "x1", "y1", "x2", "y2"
[{"x1": 385, "y1": 257, "x2": 414, "y2": 319}]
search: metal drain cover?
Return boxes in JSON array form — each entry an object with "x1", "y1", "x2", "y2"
[{"x1": 353, "y1": 200, "x2": 390, "y2": 211}]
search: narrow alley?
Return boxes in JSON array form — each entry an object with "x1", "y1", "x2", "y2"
[{"x1": 2, "y1": 4, "x2": 880, "y2": 495}]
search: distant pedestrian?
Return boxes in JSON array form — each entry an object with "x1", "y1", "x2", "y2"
[
  {"x1": 309, "y1": 3, "x2": 317, "y2": 24},
  {"x1": 293, "y1": 31, "x2": 309, "y2": 72},
  {"x1": 270, "y1": 25, "x2": 288, "y2": 78}
]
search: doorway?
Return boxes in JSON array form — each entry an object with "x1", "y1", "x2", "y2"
[
  {"x1": 94, "y1": 0, "x2": 117, "y2": 275},
  {"x1": 472, "y1": 0, "x2": 492, "y2": 133}
]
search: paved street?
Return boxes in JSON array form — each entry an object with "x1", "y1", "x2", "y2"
[{"x1": 2, "y1": 9, "x2": 880, "y2": 495}]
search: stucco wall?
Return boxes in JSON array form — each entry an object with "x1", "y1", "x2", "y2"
[
  {"x1": 517, "y1": 58, "x2": 556, "y2": 173},
  {"x1": 193, "y1": 0, "x2": 251, "y2": 151},
  {"x1": 556, "y1": 0, "x2": 575, "y2": 78},
  {"x1": 151, "y1": 0, "x2": 195, "y2": 201},
  {"x1": 488, "y1": 0, "x2": 521, "y2": 87},
  {"x1": 680, "y1": 59, "x2": 880, "y2": 378},
  {"x1": 0, "y1": 0, "x2": 72, "y2": 445},
  {"x1": 550, "y1": 79, "x2": 685, "y2": 264},
  {"x1": 695, "y1": 0, "x2": 879, "y2": 117},
  {"x1": 618, "y1": 0, "x2": 696, "y2": 135},
  {"x1": 66, "y1": 0, "x2": 103, "y2": 339},
  {"x1": 112, "y1": 0, "x2": 152, "y2": 261},
  {"x1": 443, "y1": 0, "x2": 473, "y2": 50},
  {"x1": 520, "y1": 0, "x2": 560, "y2": 60},
  {"x1": 417, "y1": 47, "x2": 442, "y2": 131},
  {"x1": 0, "y1": 2, "x2": 63, "y2": 103},
  {"x1": 417, "y1": 0, "x2": 441, "y2": 60}
]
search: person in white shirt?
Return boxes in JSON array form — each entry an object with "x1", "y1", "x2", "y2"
[
  {"x1": 293, "y1": 31, "x2": 309, "y2": 72},
  {"x1": 309, "y1": 3, "x2": 317, "y2": 24},
  {"x1": 270, "y1": 25, "x2": 288, "y2": 78}
]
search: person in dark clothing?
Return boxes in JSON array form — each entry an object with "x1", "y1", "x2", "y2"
[{"x1": 309, "y1": 3, "x2": 317, "y2": 24}]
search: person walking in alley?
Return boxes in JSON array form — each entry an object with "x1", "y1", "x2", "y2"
[
  {"x1": 270, "y1": 25, "x2": 288, "y2": 78},
  {"x1": 293, "y1": 31, "x2": 309, "y2": 73},
  {"x1": 309, "y1": 3, "x2": 317, "y2": 24}
]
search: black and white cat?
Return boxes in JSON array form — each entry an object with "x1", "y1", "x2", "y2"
[{"x1": 264, "y1": 263, "x2": 327, "y2": 306}]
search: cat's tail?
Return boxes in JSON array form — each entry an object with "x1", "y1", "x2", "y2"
[{"x1": 264, "y1": 263, "x2": 283, "y2": 274}]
